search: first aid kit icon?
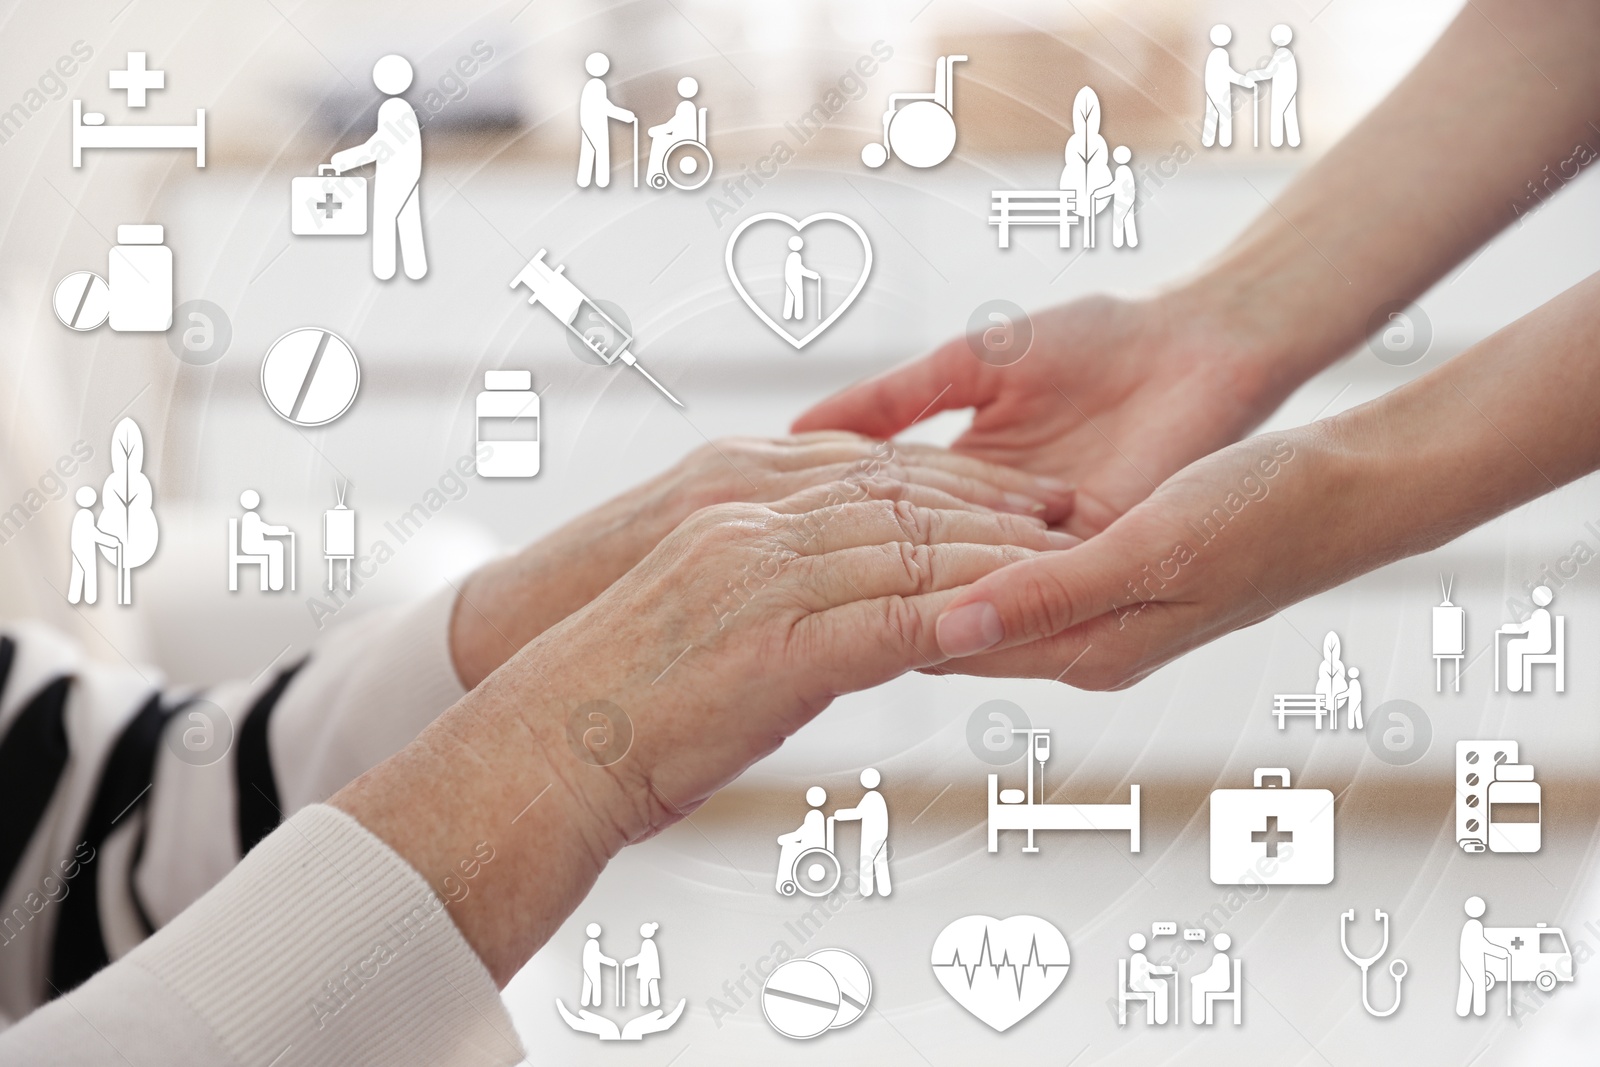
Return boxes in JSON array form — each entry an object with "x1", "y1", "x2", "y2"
[{"x1": 1209, "y1": 768, "x2": 1334, "y2": 885}]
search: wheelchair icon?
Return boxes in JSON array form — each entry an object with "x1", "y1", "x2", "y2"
[
  {"x1": 778, "y1": 846, "x2": 842, "y2": 898},
  {"x1": 645, "y1": 77, "x2": 714, "y2": 191}
]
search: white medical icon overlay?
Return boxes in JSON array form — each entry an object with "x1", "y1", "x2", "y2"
[
  {"x1": 260, "y1": 328, "x2": 361, "y2": 427},
  {"x1": 290, "y1": 165, "x2": 368, "y2": 237},
  {"x1": 576, "y1": 53, "x2": 713, "y2": 191},
  {"x1": 1340, "y1": 908, "x2": 1405, "y2": 1018},
  {"x1": 774, "y1": 769, "x2": 891, "y2": 899},
  {"x1": 1457, "y1": 896, "x2": 1573, "y2": 1018},
  {"x1": 989, "y1": 86, "x2": 1136, "y2": 251},
  {"x1": 54, "y1": 225, "x2": 174, "y2": 333},
  {"x1": 1272, "y1": 630, "x2": 1362, "y2": 731},
  {"x1": 323, "y1": 483, "x2": 356, "y2": 591},
  {"x1": 556, "y1": 921, "x2": 685, "y2": 1040},
  {"x1": 327, "y1": 55, "x2": 426, "y2": 281},
  {"x1": 762, "y1": 948, "x2": 871, "y2": 1039},
  {"x1": 1496, "y1": 585, "x2": 1564, "y2": 693},
  {"x1": 1456, "y1": 741, "x2": 1541, "y2": 855},
  {"x1": 69, "y1": 419, "x2": 159, "y2": 607},
  {"x1": 509, "y1": 251, "x2": 682, "y2": 406},
  {"x1": 861, "y1": 54, "x2": 966, "y2": 169},
  {"x1": 1434, "y1": 574, "x2": 1466, "y2": 692},
  {"x1": 1202, "y1": 25, "x2": 1300, "y2": 150},
  {"x1": 72, "y1": 51, "x2": 205, "y2": 167},
  {"x1": 1118, "y1": 923, "x2": 1240, "y2": 1027},
  {"x1": 475, "y1": 371, "x2": 541, "y2": 478},
  {"x1": 1209, "y1": 768, "x2": 1333, "y2": 885},
  {"x1": 987, "y1": 727, "x2": 1140, "y2": 854},
  {"x1": 725, "y1": 212, "x2": 872, "y2": 350},
  {"x1": 230, "y1": 490, "x2": 296, "y2": 593},
  {"x1": 931, "y1": 915, "x2": 1069, "y2": 1032}
]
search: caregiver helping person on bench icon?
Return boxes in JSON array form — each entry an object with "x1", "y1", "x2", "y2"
[{"x1": 328, "y1": 55, "x2": 427, "y2": 280}]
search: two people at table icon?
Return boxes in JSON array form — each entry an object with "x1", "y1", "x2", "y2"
[
  {"x1": 580, "y1": 922, "x2": 662, "y2": 1009},
  {"x1": 782, "y1": 237, "x2": 822, "y2": 322},
  {"x1": 1315, "y1": 631, "x2": 1363, "y2": 729},
  {"x1": 775, "y1": 769, "x2": 891, "y2": 898},
  {"x1": 1499, "y1": 585, "x2": 1563, "y2": 693},
  {"x1": 1119, "y1": 930, "x2": 1239, "y2": 1026},
  {"x1": 1203, "y1": 24, "x2": 1300, "y2": 149},
  {"x1": 329, "y1": 55, "x2": 426, "y2": 280}
]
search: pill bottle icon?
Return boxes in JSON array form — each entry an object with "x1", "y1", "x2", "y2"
[
  {"x1": 108, "y1": 224, "x2": 173, "y2": 332},
  {"x1": 476, "y1": 370, "x2": 539, "y2": 478}
]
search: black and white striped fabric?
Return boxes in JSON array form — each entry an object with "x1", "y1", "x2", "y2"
[{"x1": 0, "y1": 589, "x2": 466, "y2": 1027}]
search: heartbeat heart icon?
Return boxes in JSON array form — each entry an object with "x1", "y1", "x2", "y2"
[
  {"x1": 724, "y1": 211, "x2": 872, "y2": 350},
  {"x1": 931, "y1": 914, "x2": 1071, "y2": 1032}
]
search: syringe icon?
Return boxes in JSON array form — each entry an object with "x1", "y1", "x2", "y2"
[{"x1": 509, "y1": 250, "x2": 683, "y2": 407}]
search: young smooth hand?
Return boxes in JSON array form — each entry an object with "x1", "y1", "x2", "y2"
[{"x1": 791, "y1": 294, "x2": 1284, "y2": 539}]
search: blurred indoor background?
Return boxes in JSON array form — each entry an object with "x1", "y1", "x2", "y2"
[{"x1": 1, "y1": 0, "x2": 1596, "y2": 1062}]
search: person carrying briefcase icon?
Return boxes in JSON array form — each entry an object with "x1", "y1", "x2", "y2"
[{"x1": 288, "y1": 54, "x2": 425, "y2": 280}]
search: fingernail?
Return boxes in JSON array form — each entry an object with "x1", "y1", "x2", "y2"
[
  {"x1": 1003, "y1": 492, "x2": 1048, "y2": 514},
  {"x1": 1044, "y1": 531, "x2": 1079, "y2": 549},
  {"x1": 938, "y1": 602, "x2": 1004, "y2": 657}
]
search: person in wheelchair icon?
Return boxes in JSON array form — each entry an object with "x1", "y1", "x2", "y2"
[
  {"x1": 775, "y1": 786, "x2": 842, "y2": 897},
  {"x1": 645, "y1": 77, "x2": 713, "y2": 191}
]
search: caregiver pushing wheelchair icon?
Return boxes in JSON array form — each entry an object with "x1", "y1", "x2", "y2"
[{"x1": 774, "y1": 770, "x2": 892, "y2": 899}]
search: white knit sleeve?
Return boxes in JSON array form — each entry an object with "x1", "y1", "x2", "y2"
[{"x1": 0, "y1": 804, "x2": 524, "y2": 1067}]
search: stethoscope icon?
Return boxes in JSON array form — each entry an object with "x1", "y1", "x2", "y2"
[{"x1": 1340, "y1": 908, "x2": 1406, "y2": 1017}]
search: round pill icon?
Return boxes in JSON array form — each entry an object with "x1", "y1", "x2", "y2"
[
  {"x1": 762, "y1": 959, "x2": 840, "y2": 1039},
  {"x1": 260, "y1": 328, "x2": 359, "y2": 427},
  {"x1": 807, "y1": 949, "x2": 871, "y2": 1029},
  {"x1": 762, "y1": 949, "x2": 873, "y2": 1039},
  {"x1": 54, "y1": 272, "x2": 110, "y2": 330}
]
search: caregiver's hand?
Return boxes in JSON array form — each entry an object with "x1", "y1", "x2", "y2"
[
  {"x1": 449, "y1": 432, "x2": 1074, "y2": 688},
  {"x1": 334, "y1": 476, "x2": 1066, "y2": 984},
  {"x1": 791, "y1": 293, "x2": 1283, "y2": 539},
  {"x1": 929, "y1": 271, "x2": 1600, "y2": 685}
]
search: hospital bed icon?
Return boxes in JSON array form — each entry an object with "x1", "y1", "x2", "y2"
[{"x1": 987, "y1": 727, "x2": 1141, "y2": 854}]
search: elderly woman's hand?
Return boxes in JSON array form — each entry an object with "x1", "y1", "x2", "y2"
[
  {"x1": 448, "y1": 432, "x2": 1074, "y2": 687},
  {"x1": 334, "y1": 474, "x2": 1069, "y2": 984}
]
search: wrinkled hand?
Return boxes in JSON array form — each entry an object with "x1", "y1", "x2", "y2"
[
  {"x1": 792, "y1": 294, "x2": 1276, "y2": 538},
  {"x1": 449, "y1": 432, "x2": 1074, "y2": 687},
  {"x1": 338, "y1": 475, "x2": 1066, "y2": 983}
]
